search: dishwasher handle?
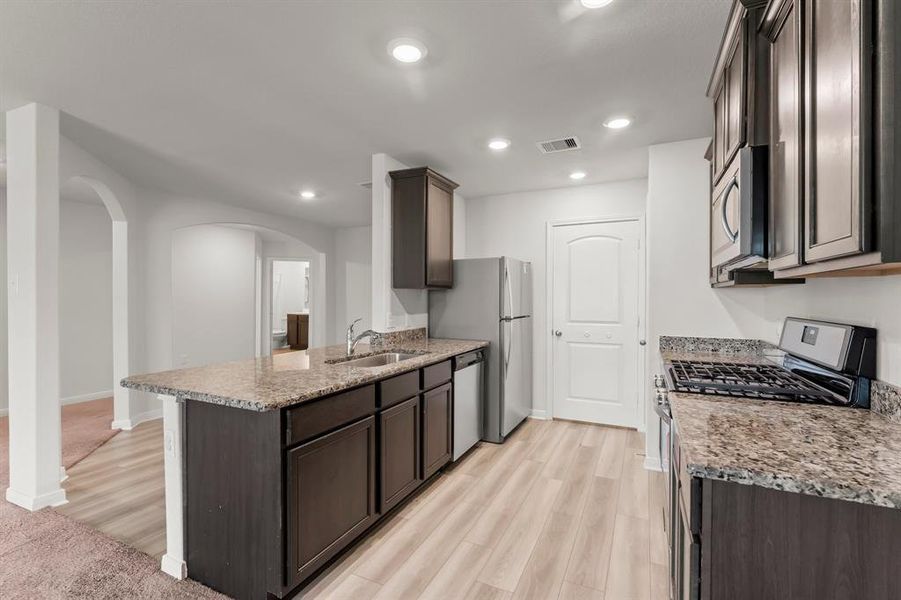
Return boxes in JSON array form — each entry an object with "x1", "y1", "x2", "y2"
[{"x1": 455, "y1": 350, "x2": 484, "y2": 371}]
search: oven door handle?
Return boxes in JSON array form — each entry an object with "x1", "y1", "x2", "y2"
[{"x1": 720, "y1": 176, "x2": 739, "y2": 243}]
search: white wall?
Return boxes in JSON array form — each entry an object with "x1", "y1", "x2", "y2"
[
  {"x1": 0, "y1": 189, "x2": 6, "y2": 415},
  {"x1": 171, "y1": 225, "x2": 258, "y2": 368},
  {"x1": 59, "y1": 200, "x2": 113, "y2": 400},
  {"x1": 371, "y1": 153, "x2": 428, "y2": 331},
  {"x1": 136, "y1": 187, "x2": 335, "y2": 381},
  {"x1": 453, "y1": 192, "x2": 467, "y2": 259},
  {"x1": 335, "y1": 226, "x2": 373, "y2": 341},
  {"x1": 466, "y1": 179, "x2": 649, "y2": 418},
  {"x1": 645, "y1": 138, "x2": 901, "y2": 464}
]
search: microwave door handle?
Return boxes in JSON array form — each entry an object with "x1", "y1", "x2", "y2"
[{"x1": 720, "y1": 176, "x2": 739, "y2": 243}]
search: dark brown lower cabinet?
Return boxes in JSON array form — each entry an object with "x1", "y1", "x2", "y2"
[
  {"x1": 286, "y1": 416, "x2": 378, "y2": 589},
  {"x1": 700, "y1": 479, "x2": 901, "y2": 600},
  {"x1": 671, "y1": 474, "x2": 901, "y2": 600},
  {"x1": 184, "y1": 358, "x2": 470, "y2": 600},
  {"x1": 380, "y1": 396, "x2": 421, "y2": 513},
  {"x1": 422, "y1": 382, "x2": 453, "y2": 479}
]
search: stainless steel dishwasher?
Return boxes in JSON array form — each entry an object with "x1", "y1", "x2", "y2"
[{"x1": 453, "y1": 350, "x2": 484, "y2": 461}]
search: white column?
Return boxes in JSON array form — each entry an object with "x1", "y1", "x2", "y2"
[
  {"x1": 5, "y1": 103, "x2": 67, "y2": 510},
  {"x1": 110, "y1": 220, "x2": 132, "y2": 429},
  {"x1": 160, "y1": 395, "x2": 187, "y2": 579}
]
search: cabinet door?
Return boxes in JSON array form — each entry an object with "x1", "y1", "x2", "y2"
[
  {"x1": 804, "y1": 0, "x2": 871, "y2": 263},
  {"x1": 769, "y1": 0, "x2": 804, "y2": 270},
  {"x1": 713, "y1": 82, "x2": 727, "y2": 180},
  {"x1": 426, "y1": 179, "x2": 454, "y2": 288},
  {"x1": 724, "y1": 24, "x2": 747, "y2": 168},
  {"x1": 380, "y1": 396, "x2": 422, "y2": 513},
  {"x1": 421, "y1": 382, "x2": 453, "y2": 479},
  {"x1": 286, "y1": 416, "x2": 377, "y2": 588}
]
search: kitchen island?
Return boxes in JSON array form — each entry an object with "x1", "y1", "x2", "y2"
[{"x1": 122, "y1": 336, "x2": 488, "y2": 600}]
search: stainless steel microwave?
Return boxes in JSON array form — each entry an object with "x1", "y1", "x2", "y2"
[{"x1": 710, "y1": 145, "x2": 768, "y2": 273}]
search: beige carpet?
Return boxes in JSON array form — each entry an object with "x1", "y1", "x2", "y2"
[
  {"x1": 0, "y1": 398, "x2": 120, "y2": 487},
  {"x1": 0, "y1": 399, "x2": 230, "y2": 599}
]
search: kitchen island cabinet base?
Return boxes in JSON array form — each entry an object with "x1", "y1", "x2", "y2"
[{"x1": 182, "y1": 359, "x2": 456, "y2": 600}]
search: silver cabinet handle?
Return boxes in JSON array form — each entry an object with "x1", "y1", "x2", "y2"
[
  {"x1": 554, "y1": 330, "x2": 563, "y2": 337},
  {"x1": 720, "y1": 176, "x2": 739, "y2": 244}
]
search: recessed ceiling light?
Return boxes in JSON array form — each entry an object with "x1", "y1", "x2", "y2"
[
  {"x1": 581, "y1": 0, "x2": 614, "y2": 7},
  {"x1": 569, "y1": 171, "x2": 587, "y2": 180},
  {"x1": 603, "y1": 116, "x2": 632, "y2": 129},
  {"x1": 488, "y1": 138, "x2": 511, "y2": 151},
  {"x1": 388, "y1": 38, "x2": 427, "y2": 63},
  {"x1": 299, "y1": 190, "x2": 316, "y2": 200}
]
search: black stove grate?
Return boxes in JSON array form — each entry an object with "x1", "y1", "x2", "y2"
[{"x1": 666, "y1": 360, "x2": 841, "y2": 404}]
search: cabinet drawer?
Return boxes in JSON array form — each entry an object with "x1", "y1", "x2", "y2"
[
  {"x1": 286, "y1": 385, "x2": 376, "y2": 445},
  {"x1": 422, "y1": 360, "x2": 452, "y2": 391},
  {"x1": 379, "y1": 371, "x2": 420, "y2": 409}
]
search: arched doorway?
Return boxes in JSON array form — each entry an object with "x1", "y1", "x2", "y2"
[{"x1": 60, "y1": 176, "x2": 131, "y2": 430}]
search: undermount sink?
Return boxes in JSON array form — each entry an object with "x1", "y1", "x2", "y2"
[{"x1": 332, "y1": 352, "x2": 421, "y2": 368}]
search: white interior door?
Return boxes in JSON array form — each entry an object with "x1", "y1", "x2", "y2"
[{"x1": 552, "y1": 220, "x2": 640, "y2": 427}]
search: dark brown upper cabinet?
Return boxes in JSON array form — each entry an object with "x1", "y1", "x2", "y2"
[
  {"x1": 707, "y1": 1, "x2": 769, "y2": 187},
  {"x1": 761, "y1": 0, "x2": 901, "y2": 278},
  {"x1": 803, "y1": 0, "x2": 872, "y2": 264},
  {"x1": 390, "y1": 167, "x2": 458, "y2": 289},
  {"x1": 762, "y1": 0, "x2": 804, "y2": 271}
]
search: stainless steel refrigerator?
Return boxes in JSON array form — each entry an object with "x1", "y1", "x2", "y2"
[{"x1": 429, "y1": 257, "x2": 532, "y2": 443}]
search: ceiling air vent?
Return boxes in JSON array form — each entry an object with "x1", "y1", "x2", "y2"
[{"x1": 536, "y1": 136, "x2": 581, "y2": 154}]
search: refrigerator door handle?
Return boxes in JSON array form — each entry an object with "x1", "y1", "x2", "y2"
[
  {"x1": 503, "y1": 320, "x2": 512, "y2": 373},
  {"x1": 504, "y1": 262, "x2": 515, "y2": 319}
]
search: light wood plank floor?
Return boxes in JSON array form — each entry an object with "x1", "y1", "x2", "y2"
[
  {"x1": 50, "y1": 417, "x2": 667, "y2": 599},
  {"x1": 302, "y1": 418, "x2": 668, "y2": 600},
  {"x1": 55, "y1": 418, "x2": 166, "y2": 560}
]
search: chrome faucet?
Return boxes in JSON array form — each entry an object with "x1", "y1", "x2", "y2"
[{"x1": 346, "y1": 318, "x2": 383, "y2": 356}]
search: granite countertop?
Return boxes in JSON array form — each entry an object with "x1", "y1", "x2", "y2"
[
  {"x1": 121, "y1": 338, "x2": 488, "y2": 412},
  {"x1": 664, "y1": 349, "x2": 901, "y2": 509}
]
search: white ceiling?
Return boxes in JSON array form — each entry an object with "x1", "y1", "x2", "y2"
[{"x1": 0, "y1": 1, "x2": 728, "y2": 227}]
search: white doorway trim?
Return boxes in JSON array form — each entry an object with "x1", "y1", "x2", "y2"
[
  {"x1": 544, "y1": 214, "x2": 648, "y2": 430},
  {"x1": 263, "y1": 256, "x2": 321, "y2": 356}
]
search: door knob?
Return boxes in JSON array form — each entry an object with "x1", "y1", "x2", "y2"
[
  {"x1": 639, "y1": 340, "x2": 647, "y2": 346},
  {"x1": 554, "y1": 330, "x2": 563, "y2": 337}
]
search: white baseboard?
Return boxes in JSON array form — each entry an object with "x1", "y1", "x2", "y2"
[
  {"x1": 6, "y1": 486, "x2": 68, "y2": 511},
  {"x1": 112, "y1": 409, "x2": 162, "y2": 431},
  {"x1": 643, "y1": 456, "x2": 663, "y2": 472},
  {"x1": 161, "y1": 554, "x2": 187, "y2": 580},
  {"x1": 61, "y1": 390, "x2": 114, "y2": 406},
  {"x1": 529, "y1": 409, "x2": 549, "y2": 420},
  {"x1": 0, "y1": 408, "x2": 7, "y2": 418}
]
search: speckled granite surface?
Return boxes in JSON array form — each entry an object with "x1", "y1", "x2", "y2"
[
  {"x1": 662, "y1": 346, "x2": 901, "y2": 508},
  {"x1": 872, "y1": 380, "x2": 901, "y2": 425},
  {"x1": 659, "y1": 335, "x2": 773, "y2": 354},
  {"x1": 670, "y1": 391, "x2": 901, "y2": 508},
  {"x1": 121, "y1": 338, "x2": 488, "y2": 412}
]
